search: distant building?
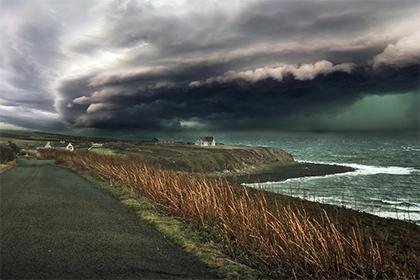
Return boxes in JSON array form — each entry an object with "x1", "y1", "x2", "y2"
[
  {"x1": 44, "y1": 141, "x2": 75, "y2": 152},
  {"x1": 88, "y1": 142, "x2": 103, "y2": 151},
  {"x1": 151, "y1": 138, "x2": 176, "y2": 144},
  {"x1": 66, "y1": 143, "x2": 74, "y2": 152},
  {"x1": 195, "y1": 136, "x2": 216, "y2": 147}
]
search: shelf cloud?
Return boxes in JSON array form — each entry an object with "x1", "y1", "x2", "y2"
[{"x1": 1, "y1": 0, "x2": 419, "y2": 132}]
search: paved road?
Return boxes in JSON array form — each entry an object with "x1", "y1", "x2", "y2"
[{"x1": 0, "y1": 158, "x2": 218, "y2": 279}]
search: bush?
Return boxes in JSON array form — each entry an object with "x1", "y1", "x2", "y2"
[
  {"x1": 0, "y1": 144, "x2": 16, "y2": 163},
  {"x1": 8, "y1": 141, "x2": 21, "y2": 154}
]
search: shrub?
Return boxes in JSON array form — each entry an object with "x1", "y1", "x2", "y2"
[
  {"x1": 0, "y1": 144, "x2": 16, "y2": 163},
  {"x1": 8, "y1": 141, "x2": 21, "y2": 154}
]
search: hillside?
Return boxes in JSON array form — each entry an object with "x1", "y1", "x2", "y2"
[
  {"x1": 102, "y1": 142, "x2": 295, "y2": 173},
  {"x1": 1, "y1": 130, "x2": 355, "y2": 180}
]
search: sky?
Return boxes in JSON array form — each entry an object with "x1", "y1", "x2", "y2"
[{"x1": 0, "y1": 0, "x2": 419, "y2": 133}]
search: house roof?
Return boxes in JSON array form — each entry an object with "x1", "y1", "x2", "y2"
[
  {"x1": 48, "y1": 141, "x2": 71, "y2": 148},
  {"x1": 199, "y1": 136, "x2": 214, "y2": 142}
]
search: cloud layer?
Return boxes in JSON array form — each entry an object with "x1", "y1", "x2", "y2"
[{"x1": 1, "y1": 0, "x2": 419, "y2": 132}]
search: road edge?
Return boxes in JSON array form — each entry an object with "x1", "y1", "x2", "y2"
[
  {"x1": 0, "y1": 160, "x2": 16, "y2": 173},
  {"x1": 64, "y1": 165, "x2": 267, "y2": 280}
]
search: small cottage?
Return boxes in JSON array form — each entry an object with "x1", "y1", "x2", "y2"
[
  {"x1": 195, "y1": 136, "x2": 216, "y2": 147},
  {"x1": 44, "y1": 141, "x2": 75, "y2": 152},
  {"x1": 88, "y1": 142, "x2": 103, "y2": 150}
]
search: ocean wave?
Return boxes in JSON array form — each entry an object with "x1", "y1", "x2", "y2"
[
  {"x1": 374, "y1": 199, "x2": 420, "y2": 208},
  {"x1": 245, "y1": 161, "x2": 418, "y2": 187},
  {"x1": 245, "y1": 162, "x2": 418, "y2": 187},
  {"x1": 243, "y1": 184, "x2": 420, "y2": 224},
  {"x1": 246, "y1": 170, "x2": 354, "y2": 186},
  {"x1": 401, "y1": 146, "x2": 420, "y2": 152},
  {"x1": 299, "y1": 160, "x2": 418, "y2": 175},
  {"x1": 371, "y1": 211, "x2": 420, "y2": 224}
]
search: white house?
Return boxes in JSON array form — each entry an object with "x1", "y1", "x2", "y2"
[
  {"x1": 88, "y1": 142, "x2": 103, "y2": 151},
  {"x1": 44, "y1": 141, "x2": 75, "y2": 152},
  {"x1": 66, "y1": 143, "x2": 75, "y2": 152},
  {"x1": 195, "y1": 136, "x2": 216, "y2": 147}
]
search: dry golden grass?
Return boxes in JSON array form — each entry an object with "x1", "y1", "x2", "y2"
[{"x1": 38, "y1": 150, "x2": 419, "y2": 279}]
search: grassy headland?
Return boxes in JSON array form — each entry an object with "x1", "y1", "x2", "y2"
[
  {"x1": 100, "y1": 142, "x2": 353, "y2": 180},
  {"x1": 101, "y1": 141, "x2": 294, "y2": 172},
  {"x1": 37, "y1": 150, "x2": 419, "y2": 279},
  {"x1": 1, "y1": 129, "x2": 354, "y2": 180}
]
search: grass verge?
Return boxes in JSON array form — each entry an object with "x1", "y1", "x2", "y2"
[
  {"x1": 39, "y1": 150, "x2": 419, "y2": 279},
  {"x1": 0, "y1": 159, "x2": 16, "y2": 173},
  {"x1": 73, "y1": 168, "x2": 265, "y2": 280}
]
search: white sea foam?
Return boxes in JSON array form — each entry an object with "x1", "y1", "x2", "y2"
[
  {"x1": 245, "y1": 161, "x2": 418, "y2": 187},
  {"x1": 401, "y1": 146, "x2": 420, "y2": 152},
  {"x1": 377, "y1": 199, "x2": 420, "y2": 208},
  {"x1": 245, "y1": 162, "x2": 418, "y2": 188},
  {"x1": 371, "y1": 211, "x2": 420, "y2": 224},
  {"x1": 245, "y1": 171, "x2": 351, "y2": 187},
  {"x1": 343, "y1": 163, "x2": 417, "y2": 175},
  {"x1": 299, "y1": 160, "x2": 418, "y2": 175},
  {"x1": 243, "y1": 160, "x2": 420, "y2": 224},
  {"x1": 244, "y1": 186, "x2": 420, "y2": 224}
]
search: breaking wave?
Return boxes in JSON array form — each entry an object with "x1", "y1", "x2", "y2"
[{"x1": 299, "y1": 160, "x2": 418, "y2": 176}]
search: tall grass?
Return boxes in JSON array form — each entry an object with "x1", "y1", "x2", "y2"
[{"x1": 39, "y1": 150, "x2": 418, "y2": 279}]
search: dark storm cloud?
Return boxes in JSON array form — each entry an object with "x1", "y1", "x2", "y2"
[
  {"x1": 57, "y1": 63, "x2": 419, "y2": 131},
  {"x1": 1, "y1": 0, "x2": 419, "y2": 131}
]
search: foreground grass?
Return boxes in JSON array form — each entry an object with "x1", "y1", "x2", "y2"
[
  {"x1": 0, "y1": 159, "x2": 16, "y2": 173},
  {"x1": 76, "y1": 170, "x2": 263, "y2": 279},
  {"x1": 39, "y1": 150, "x2": 419, "y2": 279}
]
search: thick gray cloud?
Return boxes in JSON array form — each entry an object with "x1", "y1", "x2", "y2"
[
  {"x1": 0, "y1": 0, "x2": 419, "y2": 132},
  {"x1": 0, "y1": 0, "x2": 110, "y2": 131}
]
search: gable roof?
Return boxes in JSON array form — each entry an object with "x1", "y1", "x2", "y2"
[
  {"x1": 199, "y1": 136, "x2": 214, "y2": 142},
  {"x1": 47, "y1": 141, "x2": 70, "y2": 148}
]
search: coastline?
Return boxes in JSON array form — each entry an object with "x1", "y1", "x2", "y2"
[
  {"x1": 239, "y1": 184, "x2": 420, "y2": 253},
  {"x1": 35, "y1": 150, "x2": 420, "y2": 278},
  {"x1": 220, "y1": 162, "x2": 355, "y2": 184}
]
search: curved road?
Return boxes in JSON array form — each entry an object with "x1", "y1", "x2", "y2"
[{"x1": 0, "y1": 158, "x2": 218, "y2": 279}]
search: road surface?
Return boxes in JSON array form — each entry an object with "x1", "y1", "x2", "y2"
[{"x1": 0, "y1": 158, "x2": 218, "y2": 279}]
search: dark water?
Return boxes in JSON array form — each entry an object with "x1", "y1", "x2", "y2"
[
  {"x1": 217, "y1": 131, "x2": 420, "y2": 224},
  {"x1": 122, "y1": 131, "x2": 420, "y2": 224}
]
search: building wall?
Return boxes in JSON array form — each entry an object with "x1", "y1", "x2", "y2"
[
  {"x1": 66, "y1": 143, "x2": 74, "y2": 152},
  {"x1": 195, "y1": 139, "x2": 215, "y2": 146}
]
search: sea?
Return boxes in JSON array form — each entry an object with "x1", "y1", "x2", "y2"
[
  {"x1": 124, "y1": 131, "x2": 420, "y2": 224},
  {"x1": 217, "y1": 131, "x2": 420, "y2": 225}
]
